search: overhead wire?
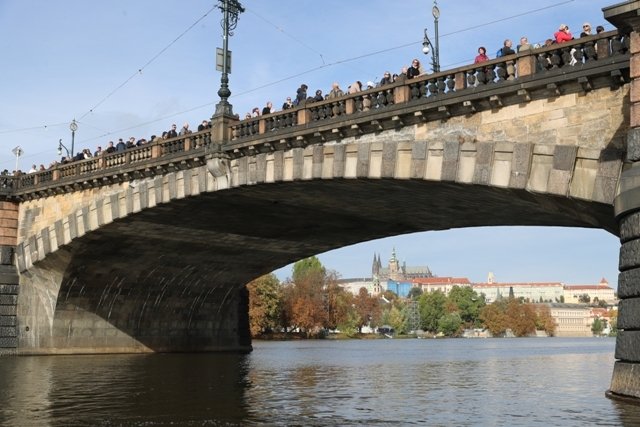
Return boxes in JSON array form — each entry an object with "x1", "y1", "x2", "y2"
[{"x1": 3, "y1": 0, "x2": 585, "y2": 160}]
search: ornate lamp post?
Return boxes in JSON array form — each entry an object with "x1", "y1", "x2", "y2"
[
  {"x1": 57, "y1": 119, "x2": 77, "y2": 159},
  {"x1": 214, "y1": 0, "x2": 244, "y2": 117},
  {"x1": 57, "y1": 139, "x2": 69, "y2": 158},
  {"x1": 69, "y1": 119, "x2": 77, "y2": 157},
  {"x1": 422, "y1": 1, "x2": 441, "y2": 73}
]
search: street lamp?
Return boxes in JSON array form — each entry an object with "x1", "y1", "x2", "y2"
[
  {"x1": 11, "y1": 146, "x2": 23, "y2": 172},
  {"x1": 422, "y1": 1, "x2": 441, "y2": 73},
  {"x1": 214, "y1": 0, "x2": 244, "y2": 117},
  {"x1": 57, "y1": 139, "x2": 70, "y2": 158}
]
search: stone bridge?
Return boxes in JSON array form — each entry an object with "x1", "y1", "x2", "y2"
[{"x1": 2, "y1": 3, "x2": 640, "y2": 401}]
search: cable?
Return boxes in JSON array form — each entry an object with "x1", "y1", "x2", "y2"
[
  {"x1": 0, "y1": 0, "x2": 589, "y2": 147},
  {"x1": 77, "y1": 5, "x2": 218, "y2": 121},
  {"x1": 246, "y1": 8, "x2": 326, "y2": 65}
]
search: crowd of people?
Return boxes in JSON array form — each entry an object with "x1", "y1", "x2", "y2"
[
  {"x1": 244, "y1": 21, "x2": 609, "y2": 121},
  {"x1": 6, "y1": 119, "x2": 215, "y2": 177},
  {"x1": 12, "y1": 20, "x2": 609, "y2": 178},
  {"x1": 474, "y1": 22, "x2": 606, "y2": 65}
]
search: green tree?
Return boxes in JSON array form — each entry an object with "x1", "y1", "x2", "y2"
[
  {"x1": 505, "y1": 299, "x2": 537, "y2": 337},
  {"x1": 480, "y1": 300, "x2": 508, "y2": 336},
  {"x1": 288, "y1": 257, "x2": 327, "y2": 337},
  {"x1": 292, "y1": 256, "x2": 325, "y2": 285},
  {"x1": 407, "y1": 287, "x2": 423, "y2": 300},
  {"x1": 438, "y1": 312, "x2": 462, "y2": 336},
  {"x1": 578, "y1": 293, "x2": 591, "y2": 304},
  {"x1": 419, "y1": 290, "x2": 447, "y2": 332},
  {"x1": 591, "y1": 317, "x2": 604, "y2": 335},
  {"x1": 354, "y1": 287, "x2": 381, "y2": 333},
  {"x1": 324, "y1": 281, "x2": 353, "y2": 331},
  {"x1": 337, "y1": 310, "x2": 361, "y2": 337},
  {"x1": 387, "y1": 305, "x2": 407, "y2": 334},
  {"x1": 447, "y1": 286, "x2": 485, "y2": 326},
  {"x1": 247, "y1": 274, "x2": 282, "y2": 337},
  {"x1": 535, "y1": 304, "x2": 556, "y2": 336}
]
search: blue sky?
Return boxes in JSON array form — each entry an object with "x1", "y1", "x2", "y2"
[{"x1": 0, "y1": 0, "x2": 621, "y2": 287}]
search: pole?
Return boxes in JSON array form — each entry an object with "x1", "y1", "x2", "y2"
[
  {"x1": 71, "y1": 128, "x2": 75, "y2": 158},
  {"x1": 214, "y1": 0, "x2": 244, "y2": 117},
  {"x1": 434, "y1": 15, "x2": 440, "y2": 72}
]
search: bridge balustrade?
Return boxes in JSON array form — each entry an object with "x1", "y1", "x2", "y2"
[
  {"x1": 0, "y1": 30, "x2": 629, "y2": 198},
  {"x1": 228, "y1": 30, "x2": 627, "y2": 141}
]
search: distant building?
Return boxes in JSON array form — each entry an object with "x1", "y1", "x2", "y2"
[
  {"x1": 372, "y1": 248, "x2": 433, "y2": 282},
  {"x1": 335, "y1": 278, "x2": 381, "y2": 296},
  {"x1": 386, "y1": 279, "x2": 413, "y2": 298},
  {"x1": 547, "y1": 303, "x2": 592, "y2": 337},
  {"x1": 412, "y1": 277, "x2": 472, "y2": 296},
  {"x1": 563, "y1": 278, "x2": 616, "y2": 304},
  {"x1": 472, "y1": 281, "x2": 564, "y2": 304}
]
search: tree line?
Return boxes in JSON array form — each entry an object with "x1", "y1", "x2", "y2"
[{"x1": 247, "y1": 257, "x2": 557, "y2": 338}]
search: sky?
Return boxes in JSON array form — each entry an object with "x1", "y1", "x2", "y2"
[{"x1": 0, "y1": 0, "x2": 622, "y2": 287}]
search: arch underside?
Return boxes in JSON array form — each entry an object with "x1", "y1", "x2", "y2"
[{"x1": 19, "y1": 178, "x2": 616, "y2": 353}]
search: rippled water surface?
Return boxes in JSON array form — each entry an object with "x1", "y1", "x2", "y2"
[{"x1": 1, "y1": 338, "x2": 639, "y2": 426}]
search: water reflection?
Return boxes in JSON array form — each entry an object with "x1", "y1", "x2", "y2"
[{"x1": 0, "y1": 338, "x2": 639, "y2": 426}]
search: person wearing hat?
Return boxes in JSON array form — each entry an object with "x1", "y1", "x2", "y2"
[
  {"x1": 580, "y1": 22, "x2": 593, "y2": 38},
  {"x1": 554, "y1": 24, "x2": 573, "y2": 44}
]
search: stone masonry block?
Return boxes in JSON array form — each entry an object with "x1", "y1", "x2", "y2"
[
  {"x1": 620, "y1": 238, "x2": 640, "y2": 271},
  {"x1": 236, "y1": 157, "x2": 248, "y2": 186},
  {"x1": 472, "y1": 142, "x2": 494, "y2": 185},
  {"x1": 547, "y1": 170, "x2": 572, "y2": 195},
  {"x1": 273, "y1": 151, "x2": 284, "y2": 181},
  {"x1": 616, "y1": 331, "x2": 640, "y2": 362},
  {"x1": 621, "y1": 211, "x2": 640, "y2": 242},
  {"x1": 292, "y1": 148, "x2": 304, "y2": 180},
  {"x1": 411, "y1": 141, "x2": 427, "y2": 179},
  {"x1": 0, "y1": 246, "x2": 12, "y2": 266},
  {"x1": 378, "y1": 142, "x2": 395, "y2": 178},
  {"x1": 0, "y1": 305, "x2": 16, "y2": 315},
  {"x1": 0, "y1": 285, "x2": 18, "y2": 294},
  {"x1": 632, "y1": 31, "x2": 640, "y2": 55},
  {"x1": 619, "y1": 268, "x2": 640, "y2": 299},
  {"x1": 182, "y1": 170, "x2": 191, "y2": 196},
  {"x1": 553, "y1": 145, "x2": 578, "y2": 171},
  {"x1": 0, "y1": 316, "x2": 16, "y2": 326},
  {"x1": 356, "y1": 143, "x2": 371, "y2": 178},
  {"x1": 619, "y1": 297, "x2": 640, "y2": 329},
  {"x1": 256, "y1": 153, "x2": 267, "y2": 183},
  {"x1": 632, "y1": 103, "x2": 640, "y2": 130},
  {"x1": 631, "y1": 79, "x2": 640, "y2": 103},
  {"x1": 0, "y1": 337, "x2": 17, "y2": 348},
  {"x1": 609, "y1": 361, "x2": 640, "y2": 399},
  {"x1": 0, "y1": 295, "x2": 17, "y2": 305},
  {"x1": 312, "y1": 146, "x2": 323, "y2": 179},
  {"x1": 632, "y1": 54, "x2": 640, "y2": 79},
  {"x1": 333, "y1": 144, "x2": 346, "y2": 178},
  {"x1": 442, "y1": 140, "x2": 459, "y2": 182},
  {"x1": 0, "y1": 327, "x2": 16, "y2": 337},
  {"x1": 627, "y1": 127, "x2": 640, "y2": 162}
]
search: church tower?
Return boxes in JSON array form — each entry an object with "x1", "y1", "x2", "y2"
[{"x1": 389, "y1": 247, "x2": 401, "y2": 281}]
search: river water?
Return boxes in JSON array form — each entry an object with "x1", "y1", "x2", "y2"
[{"x1": 1, "y1": 337, "x2": 640, "y2": 426}]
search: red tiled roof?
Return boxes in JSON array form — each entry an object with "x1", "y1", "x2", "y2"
[
  {"x1": 473, "y1": 282, "x2": 563, "y2": 288},
  {"x1": 564, "y1": 285, "x2": 614, "y2": 290},
  {"x1": 412, "y1": 277, "x2": 471, "y2": 285}
]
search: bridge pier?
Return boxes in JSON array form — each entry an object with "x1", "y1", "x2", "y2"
[
  {"x1": 607, "y1": 0, "x2": 640, "y2": 401},
  {"x1": 0, "y1": 201, "x2": 18, "y2": 355}
]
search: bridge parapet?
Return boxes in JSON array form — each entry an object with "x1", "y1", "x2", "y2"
[{"x1": 225, "y1": 31, "x2": 630, "y2": 162}]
